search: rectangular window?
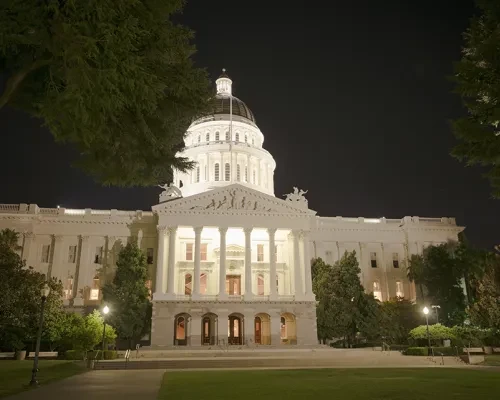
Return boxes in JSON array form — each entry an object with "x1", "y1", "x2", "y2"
[
  {"x1": 257, "y1": 244, "x2": 264, "y2": 262},
  {"x1": 89, "y1": 277, "x2": 100, "y2": 300},
  {"x1": 64, "y1": 277, "x2": 74, "y2": 299},
  {"x1": 226, "y1": 275, "x2": 241, "y2": 295},
  {"x1": 373, "y1": 281, "x2": 382, "y2": 301},
  {"x1": 370, "y1": 252, "x2": 377, "y2": 268},
  {"x1": 224, "y1": 163, "x2": 230, "y2": 181},
  {"x1": 392, "y1": 252, "x2": 399, "y2": 268},
  {"x1": 396, "y1": 281, "x2": 404, "y2": 298},
  {"x1": 147, "y1": 248, "x2": 154, "y2": 265},
  {"x1": 94, "y1": 246, "x2": 103, "y2": 264},
  {"x1": 325, "y1": 251, "x2": 333, "y2": 265},
  {"x1": 68, "y1": 245, "x2": 77, "y2": 263},
  {"x1": 186, "y1": 243, "x2": 193, "y2": 261},
  {"x1": 201, "y1": 243, "x2": 208, "y2": 261},
  {"x1": 41, "y1": 244, "x2": 50, "y2": 263},
  {"x1": 257, "y1": 274, "x2": 265, "y2": 296}
]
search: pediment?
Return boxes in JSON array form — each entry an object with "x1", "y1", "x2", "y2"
[{"x1": 153, "y1": 184, "x2": 316, "y2": 216}]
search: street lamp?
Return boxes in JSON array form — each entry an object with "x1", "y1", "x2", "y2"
[
  {"x1": 431, "y1": 305, "x2": 441, "y2": 324},
  {"x1": 101, "y1": 306, "x2": 110, "y2": 356},
  {"x1": 29, "y1": 283, "x2": 51, "y2": 386},
  {"x1": 423, "y1": 306, "x2": 431, "y2": 355}
]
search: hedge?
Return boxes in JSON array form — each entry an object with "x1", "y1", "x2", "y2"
[
  {"x1": 404, "y1": 347, "x2": 461, "y2": 356},
  {"x1": 388, "y1": 344, "x2": 409, "y2": 351},
  {"x1": 404, "y1": 347, "x2": 428, "y2": 356},
  {"x1": 63, "y1": 350, "x2": 118, "y2": 360}
]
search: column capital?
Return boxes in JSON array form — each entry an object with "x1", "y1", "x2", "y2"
[
  {"x1": 193, "y1": 226, "x2": 204, "y2": 235},
  {"x1": 80, "y1": 235, "x2": 89, "y2": 243},
  {"x1": 299, "y1": 230, "x2": 310, "y2": 239},
  {"x1": 167, "y1": 226, "x2": 178, "y2": 235},
  {"x1": 267, "y1": 228, "x2": 277, "y2": 236},
  {"x1": 53, "y1": 235, "x2": 64, "y2": 242},
  {"x1": 218, "y1": 226, "x2": 228, "y2": 234},
  {"x1": 107, "y1": 235, "x2": 116, "y2": 244},
  {"x1": 243, "y1": 227, "x2": 253, "y2": 235},
  {"x1": 23, "y1": 231, "x2": 34, "y2": 239}
]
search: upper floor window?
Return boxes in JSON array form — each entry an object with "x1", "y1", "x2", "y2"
[
  {"x1": 196, "y1": 166, "x2": 200, "y2": 183},
  {"x1": 64, "y1": 276, "x2": 74, "y2": 299},
  {"x1": 237, "y1": 164, "x2": 241, "y2": 181},
  {"x1": 201, "y1": 243, "x2": 208, "y2": 261},
  {"x1": 146, "y1": 248, "x2": 154, "y2": 265},
  {"x1": 206, "y1": 132, "x2": 210, "y2": 142},
  {"x1": 373, "y1": 281, "x2": 382, "y2": 301},
  {"x1": 235, "y1": 132, "x2": 239, "y2": 142},
  {"x1": 68, "y1": 245, "x2": 77, "y2": 263},
  {"x1": 94, "y1": 246, "x2": 103, "y2": 264},
  {"x1": 215, "y1": 132, "x2": 220, "y2": 141},
  {"x1": 186, "y1": 243, "x2": 193, "y2": 261},
  {"x1": 184, "y1": 274, "x2": 192, "y2": 295},
  {"x1": 245, "y1": 166, "x2": 248, "y2": 182},
  {"x1": 392, "y1": 252, "x2": 399, "y2": 268},
  {"x1": 257, "y1": 244, "x2": 264, "y2": 262},
  {"x1": 225, "y1": 163, "x2": 230, "y2": 181},
  {"x1": 245, "y1": 135, "x2": 248, "y2": 143},
  {"x1": 370, "y1": 252, "x2": 377, "y2": 268},
  {"x1": 225, "y1": 131, "x2": 230, "y2": 141},
  {"x1": 214, "y1": 163, "x2": 220, "y2": 181},
  {"x1": 396, "y1": 281, "x2": 404, "y2": 298},
  {"x1": 200, "y1": 273, "x2": 207, "y2": 294},
  {"x1": 89, "y1": 276, "x2": 100, "y2": 300},
  {"x1": 41, "y1": 244, "x2": 50, "y2": 263},
  {"x1": 257, "y1": 274, "x2": 264, "y2": 296},
  {"x1": 198, "y1": 135, "x2": 201, "y2": 143}
]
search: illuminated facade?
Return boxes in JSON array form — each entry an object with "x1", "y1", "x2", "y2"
[{"x1": 0, "y1": 72, "x2": 463, "y2": 347}]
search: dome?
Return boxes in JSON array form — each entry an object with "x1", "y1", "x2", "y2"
[{"x1": 213, "y1": 94, "x2": 256, "y2": 123}]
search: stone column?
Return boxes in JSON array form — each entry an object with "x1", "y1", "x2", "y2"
[
  {"x1": 381, "y1": 243, "x2": 390, "y2": 300},
  {"x1": 49, "y1": 235, "x2": 65, "y2": 281},
  {"x1": 166, "y1": 226, "x2": 178, "y2": 296},
  {"x1": 246, "y1": 154, "x2": 250, "y2": 182},
  {"x1": 270, "y1": 310, "x2": 282, "y2": 346},
  {"x1": 23, "y1": 232, "x2": 37, "y2": 268},
  {"x1": 216, "y1": 312, "x2": 229, "y2": 345},
  {"x1": 73, "y1": 235, "x2": 89, "y2": 306},
  {"x1": 302, "y1": 231, "x2": 313, "y2": 298},
  {"x1": 244, "y1": 227, "x2": 253, "y2": 300},
  {"x1": 193, "y1": 226, "x2": 203, "y2": 299},
  {"x1": 292, "y1": 230, "x2": 303, "y2": 299},
  {"x1": 218, "y1": 227, "x2": 228, "y2": 299},
  {"x1": 190, "y1": 313, "x2": 202, "y2": 347},
  {"x1": 154, "y1": 226, "x2": 167, "y2": 296},
  {"x1": 268, "y1": 228, "x2": 277, "y2": 300}
]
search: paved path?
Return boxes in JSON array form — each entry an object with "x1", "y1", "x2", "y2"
[{"x1": 6, "y1": 370, "x2": 165, "y2": 400}]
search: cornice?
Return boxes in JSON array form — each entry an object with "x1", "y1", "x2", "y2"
[{"x1": 153, "y1": 300, "x2": 316, "y2": 305}]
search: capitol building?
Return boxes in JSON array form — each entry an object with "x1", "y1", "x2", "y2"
[{"x1": 0, "y1": 72, "x2": 463, "y2": 347}]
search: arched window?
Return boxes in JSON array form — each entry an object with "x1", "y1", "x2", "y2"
[
  {"x1": 257, "y1": 274, "x2": 264, "y2": 296},
  {"x1": 200, "y1": 273, "x2": 207, "y2": 294},
  {"x1": 185, "y1": 274, "x2": 192, "y2": 295},
  {"x1": 225, "y1": 163, "x2": 230, "y2": 181},
  {"x1": 215, "y1": 132, "x2": 220, "y2": 141},
  {"x1": 280, "y1": 317, "x2": 286, "y2": 339},
  {"x1": 252, "y1": 170, "x2": 256, "y2": 184},
  {"x1": 245, "y1": 135, "x2": 248, "y2": 143},
  {"x1": 236, "y1": 164, "x2": 241, "y2": 181},
  {"x1": 245, "y1": 166, "x2": 248, "y2": 182},
  {"x1": 206, "y1": 132, "x2": 210, "y2": 142},
  {"x1": 196, "y1": 166, "x2": 200, "y2": 183},
  {"x1": 214, "y1": 163, "x2": 220, "y2": 181},
  {"x1": 235, "y1": 132, "x2": 239, "y2": 142},
  {"x1": 198, "y1": 135, "x2": 201, "y2": 143},
  {"x1": 225, "y1": 131, "x2": 230, "y2": 141},
  {"x1": 175, "y1": 316, "x2": 186, "y2": 340}
]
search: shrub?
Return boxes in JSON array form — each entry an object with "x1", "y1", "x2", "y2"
[
  {"x1": 409, "y1": 324, "x2": 456, "y2": 344},
  {"x1": 64, "y1": 350, "x2": 85, "y2": 360},
  {"x1": 87, "y1": 350, "x2": 118, "y2": 360},
  {"x1": 389, "y1": 344, "x2": 409, "y2": 351},
  {"x1": 404, "y1": 347, "x2": 428, "y2": 356}
]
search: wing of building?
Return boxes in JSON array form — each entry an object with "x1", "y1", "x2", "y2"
[{"x1": 0, "y1": 72, "x2": 464, "y2": 347}]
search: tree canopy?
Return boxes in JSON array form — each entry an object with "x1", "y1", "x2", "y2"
[
  {"x1": 0, "y1": 0, "x2": 212, "y2": 186},
  {"x1": 452, "y1": 0, "x2": 500, "y2": 197},
  {"x1": 102, "y1": 242, "x2": 152, "y2": 346}
]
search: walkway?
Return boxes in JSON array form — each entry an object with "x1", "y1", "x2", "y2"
[{"x1": 6, "y1": 370, "x2": 164, "y2": 400}]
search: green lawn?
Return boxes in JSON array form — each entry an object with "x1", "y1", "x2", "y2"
[
  {"x1": 159, "y1": 368, "x2": 500, "y2": 400},
  {"x1": 0, "y1": 360, "x2": 86, "y2": 398},
  {"x1": 483, "y1": 355, "x2": 500, "y2": 366}
]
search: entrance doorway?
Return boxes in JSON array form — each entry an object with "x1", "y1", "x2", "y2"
[
  {"x1": 174, "y1": 313, "x2": 190, "y2": 346},
  {"x1": 202, "y1": 313, "x2": 217, "y2": 345},
  {"x1": 226, "y1": 275, "x2": 241, "y2": 295},
  {"x1": 254, "y1": 316, "x2": 262, "y2": 344},
  {"x1": 228, "y1": 314, "x2": 243, "y2": 345},
  {"x1": 254, "y1": 313, "x2": 271, "y2": 345}
]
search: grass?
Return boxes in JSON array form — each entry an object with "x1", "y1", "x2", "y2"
[
  {"x1": 0, "y1": 360, "x2": 86, "y2": 398},
  {"x1": 159, "y1": 368, "x2": 500, "y2": 400},
  {"x1": 483, "y1": 355, "x2": 500, "y2": 366}
]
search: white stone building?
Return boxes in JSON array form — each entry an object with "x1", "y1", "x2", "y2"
[{"x1": 0, "y1": 72, "x2": 463, "y2": 347}]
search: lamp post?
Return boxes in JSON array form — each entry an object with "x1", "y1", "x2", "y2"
[
  {"x1": 101, "y1": 306, "x2": 110, "y2": 356},
  {"x1": 431, "y1": 305, "x2": 441, "y2": 324},
  {"x1": 423, "y1": 306, "x2": 431, "y2": 355},
  {"x1": 30, "y1": 283, "x2": 51, "y2": 386}
]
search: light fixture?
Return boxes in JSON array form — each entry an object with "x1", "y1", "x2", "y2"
[
  {"x1": 423, "y1": 306, "x2": 429, "y2": 315},
  {"x1": 41, "y1": 283, "x2": 50, "y2": 298},
  {"x1": 103, "y1": 305, "x2": 110, "y2": 315}
]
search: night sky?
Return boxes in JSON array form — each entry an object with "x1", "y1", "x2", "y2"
[{"x1": 0, "y1": 0, "x2": 498, "y2": 249}]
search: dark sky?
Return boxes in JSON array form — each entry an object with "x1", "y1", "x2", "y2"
[{"x1": 0, "y1": 0, "x2": 498, "y2": 249}]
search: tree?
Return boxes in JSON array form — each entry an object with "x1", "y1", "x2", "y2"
[
  {"x1": 409, "y1": 324, "x2": 456, "y2": 345},
  {"x1": 102, "y1": 243, "x2": 151, "y2": 347},
  {"x1": 0, "y1": 0, "x2": 212, "y2": 186},
  {"x1": 407, "y1": 254, "x2": 426, "y2": 302},
  {"x1": 312, "y1": 253, "x2": 381, "y2": 345},
  {"x1": 451, "y1": 0, "x2": 500, "y2": 197},
  {"x1": 379, "y1": 299, "x2": 421, "y2": 344},
  {"x1": 0, "y1": 229, "x2": 66, "y2": 351}
]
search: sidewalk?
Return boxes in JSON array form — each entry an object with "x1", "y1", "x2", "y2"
[{"x1": 6, "y1": 370, "x2": 165, "y2": 400}]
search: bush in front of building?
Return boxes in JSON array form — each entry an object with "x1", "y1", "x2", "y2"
[
  {"x1": 87, "y1": 350, "x2": 118, "y2": 360},
  {"x1": 404, "y1": 347, "x2": 428, "y2": 356},
  {"x1": 63, "y1": 350, "x2": 86, "y2": 360}
]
